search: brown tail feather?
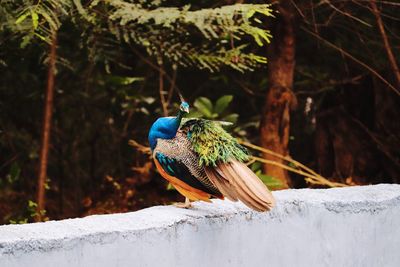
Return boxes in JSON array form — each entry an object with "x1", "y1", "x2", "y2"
[
  {"x1": 219, "y1": 163, "x2": 267, "y2": 211},
  {"x1": 204, "y1": 168, "x2": 238, "y2": 201},
  {"x1": 230, "y1": 161, "x2": 274, "y2": 206},
  {"x1": 205, "y1": 160, "x2": 275, "y2": 211}
]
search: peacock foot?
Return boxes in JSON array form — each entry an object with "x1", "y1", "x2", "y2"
[{"x1": 173, "y1": 197, "x2": 192, "y2": 209}]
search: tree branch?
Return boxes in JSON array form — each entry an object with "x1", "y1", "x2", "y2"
[
  {"x1": 302, "y1": 26, "x2": 400, "y2": 96},
  {"x1": 36, "y1": 30, "x2": 57, "y2": 222},
  {"x1": 159, "y1": 65, "x2": 168, "y2": 116},
  {"x1": 370, "y1": 0, "x2": 400, "y2": 88}
]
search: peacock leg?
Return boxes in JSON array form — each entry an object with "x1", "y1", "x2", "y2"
[{"x1": 173, "y1": 197, "x2": 192, "y2": 209}]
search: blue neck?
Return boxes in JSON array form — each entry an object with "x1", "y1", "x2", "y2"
[{"x1": 148, "y1": 111, "x2": 184, "y2": 150}]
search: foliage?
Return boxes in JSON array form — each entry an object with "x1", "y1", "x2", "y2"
[
  {"x1": 100, "y1": 1, "x2": 273, "y2": 72},
  {"x1": 190, "y1": 95, "x2": 238, "y2": 124},
  {"x1": 250, "y1": 162, "x2": 283, "y2": 190},
  {"x1": 1, "y1": 0, "x2": 74, "y2": 46},
  {"x1": 8, "y1": 200, "x2": 45, "y2": 224},
  {"x1": 3, "y1": 162, "x2": 21, "y2": 186}
]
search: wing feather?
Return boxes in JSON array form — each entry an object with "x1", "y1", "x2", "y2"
[
  {"x1": 206, "y1": 160, "x2": 275, "y2": 211},
  {"x1": 155, "y1": 153, "x2": 218, "y2": 196},
  {"x1": 220, "y1": 163, "x2": 267, "y2": 211},
  {"x1": 204, "y1": 167, "x2": 238, "y2": 201},
  {"x1": 179, "y1": 118, "x2": 275, "y2": 211}
]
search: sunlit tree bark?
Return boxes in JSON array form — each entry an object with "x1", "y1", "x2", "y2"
[{"x1": 260, "y1": 0, "x2": 296, "y2": 188}]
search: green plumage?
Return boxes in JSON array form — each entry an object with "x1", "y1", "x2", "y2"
[{"x1": 181, "y1": 119, "x2": 249, "y2": 166}]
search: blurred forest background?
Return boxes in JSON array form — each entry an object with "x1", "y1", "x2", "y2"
[{"x1": 0, "y1": 0, "x2": 399, "y2": 224}]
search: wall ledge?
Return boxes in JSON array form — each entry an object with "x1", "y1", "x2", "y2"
[{"x1": 1, "y1": 184, "x2": 400, "y2": 266}]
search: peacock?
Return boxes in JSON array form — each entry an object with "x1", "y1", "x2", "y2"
[{"x1": 148, "y1": 101, "x2": 275, "y2": 211}]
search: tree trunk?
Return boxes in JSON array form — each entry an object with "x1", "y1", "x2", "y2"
[
  {"x1": 36, "y1": 31, "x2": 57, "y2": 222},
  {"x1": 260, "y1": 0, "x2": 296, "y2": 188}
]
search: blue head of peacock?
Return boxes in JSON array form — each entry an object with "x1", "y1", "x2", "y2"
[{"x1": 148, "y1": 101, "x2": 189, "y2": 150}]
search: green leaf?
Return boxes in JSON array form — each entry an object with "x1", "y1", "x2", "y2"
[
  {"x1": 214, "y1": 95, "x2": 233, "y2": 114},
  {"x1": 254, "y1": 34, "x2": 264, "y2": 46},
  {"x1": 6, "y1": 162, "x2": 21, "y2": 183},
  {"x1": 166, "y1": 183, "x2": 176, "y2": 191},
  {"x1": 140, "y1": 96, "x2": 156, "y2": 104},
  {"x1": 37, "y1": 7, "x2": 58, "y2": 30},
  {"x1": 31, "y1": 10, "x2": 39, "y2": 29},
  {"x1": 210, "y1": 113, "x2": 219, "y2": 119},
  {"x1": 34, "y1": 32, "x2": 47, "y2": 41},
  {"x1": 222, "y1": 113, "x2": 238, "y2": 124},
  {"x1": 73, "y1": 0, "x2": 94, "y2": 23},
  {"x1": 257, "y1": 173, "x2": 283, "y2": 190},
  {"x1": 139, "y1": 107, "x2": 149, "y2": 115},
  {"x1": 107, "y1": 76, "x2": 144, "y2": 85},
  {"x1": 20, "y1": 34, "x2": 33, "y2": 48},
  {"x1": 187, "y1": 110, "x2": 204, "y2": 118},
  {"x1": 28, "y1": 200, "x2": 38, "y2": 208},
  {"x1": 15, "y1": 11, "x2": 29, "y2": 24},
  {"x1": 121, "y1": 77, "x2": 144, "y2": 85},
  {"x1": 194, "y1": 97, "x2": 213, "y2": 118},
  {"x1": 250, "y1": 162, "x2": 262, "y2": 172},
  {"x1": 246, "y1": 9, "x2": 256, "y2": 18},
  {"x1": 288, "y1": 162, "x2": 296, "y2": 168},
  {"x1": 44, "y1": 178, "x2": 50, "y2": 190}
]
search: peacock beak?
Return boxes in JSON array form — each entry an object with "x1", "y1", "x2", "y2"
[{"x1": 183, "y1": 106, "x2": 189, "y2": 113}]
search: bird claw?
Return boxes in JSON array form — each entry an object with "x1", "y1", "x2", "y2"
[{"x1": 173, "y1": 198, "x2": 192, "y2": 209}]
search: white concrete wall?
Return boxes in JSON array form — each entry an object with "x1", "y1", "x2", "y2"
[{"x1": 0, "y1": 184, "x2": 399, "y2": 267}]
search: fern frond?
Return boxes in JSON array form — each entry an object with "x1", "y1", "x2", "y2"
[{"x1": 98, "y1": 0, "x2": 274, "y2": 72}]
